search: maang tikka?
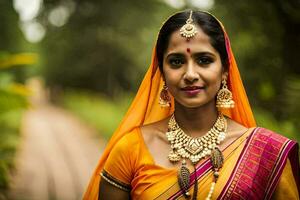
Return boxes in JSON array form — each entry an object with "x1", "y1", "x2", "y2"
[
  {"x1": 180, "y1": 10, "x2": 197, "y2": 39},
  {"x1": 159, "y1": 83, "x2": 171, "y2": 107},
  {"x1": 216, "y1": 78, "x2": 235, "y2": 108}
]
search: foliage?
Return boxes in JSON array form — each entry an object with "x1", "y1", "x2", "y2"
[
  {"x1": 0, "y1": 87, "x2": 26, "y2": 191},
  {"x1": 212, "y1": 0, "x2": 300, "y2": 121},
  {"x1": 206, "y1": 0, "x2": 300, "y2": 141},
  {"x1": 0, "y1": 109, "x2": 24, "y2": 190},
  {"x1": 254, "y1": 108, "x2": 299, "y2": 142},
  {"x1": 38, "y1": 0, "x2": 173, "y2": 96},
  {"x1": 0, "y1": 52, "x2": 34, "y2": 191},
  {"x1": 62, "y1": 90, "x2": 132, "y2": 139},
  {"x1": 0, "y1": 1, "x2": 25, "y2": 52},
  {"x1": 0, "y1": 53, "x2": 38, "y2": 70},
  {"x1": 0, "y1": 3, "x2": 40, "y2": 195}
]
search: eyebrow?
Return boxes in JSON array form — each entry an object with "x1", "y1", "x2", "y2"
[
  {"x1": 166, "y1": 53, "x2": 184, "y2": 59},
  {"x1": 166, "y1": 51, "x2": 216, "y2": 59}
]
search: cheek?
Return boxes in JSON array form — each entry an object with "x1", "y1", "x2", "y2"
[
  {"x1": 163, "y1": 66, "x2": 180, "y2": 83},
  {"x1": 164, "y1": 73, "x2": 179, "y2": 88},
  {"x1": 204, "y1": 69, "x2": 223, "y2": 90}
]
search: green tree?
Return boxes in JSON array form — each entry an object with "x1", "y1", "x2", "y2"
[
  {"x1": 212, "y1": 0, "x2": 300, "y2": 139},
  {"x1": 38, "y1": 0, "x2": 173, "y2": 97}
]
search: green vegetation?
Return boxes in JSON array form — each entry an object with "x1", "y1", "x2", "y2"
[
  {"x1": 254, "y1": 108, "x2": 299, "y2": 142},
  {"x1": 62, "y1": 90, "x2": 133, "y2": 139},
  {"x1": 0, "y1": 106, "x2": 24, "y2": 190},
  {"x1": 0, "y1": 53, "x2": 34, "y2": 192}
]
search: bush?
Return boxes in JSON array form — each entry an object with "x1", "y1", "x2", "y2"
[
  {"x1": 0, "y1": 52, "x2": 34, "y2": 193},
  {"x1": 0, "y1": 91, "x2": 26, "y2": 191}
]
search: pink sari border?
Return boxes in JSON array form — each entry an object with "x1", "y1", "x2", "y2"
[
  {"x1": 217, "y1": 127, "x2": 259, "y2": 200},
  {"x1": 264, "y1": 139, "x2": 299, "y2": 199},
  {"x1": 217, "y1": 127, "x2": 299, "y2": 200}
]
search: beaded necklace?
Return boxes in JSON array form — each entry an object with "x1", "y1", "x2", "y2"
[{"x1": 166, "y1": 112, "x2": 227, "y2": 200}]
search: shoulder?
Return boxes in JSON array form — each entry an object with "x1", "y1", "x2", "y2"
[
  {"x1": 104, "y1": 128, "x2": 142, "y2": 170},
  {"x1": 111, "y1": 128, "x2": 142, "y2": 154},
  {"x1": 225, "y1": 118, "x2": 249, "y2": 141},
  {"x1": 253, "y1": 127, "x2": 293, "y2": 142},
  {"x1": 226, "y1": 118, "x2": 248, "y2": 133},
  {"x1": 248, "y1": 127, "x2": 298, "y2": 157},
  {"x1": 103, "y1": 128, "x2": 142, "y2": 184},
  {"x1": 140, "y1": 116, "x2": 170, "y2": 144}
]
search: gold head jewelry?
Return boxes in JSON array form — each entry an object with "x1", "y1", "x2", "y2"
[
  {"x1": 166, "y1": 112, "x2": 227, "y2": 200},
  {"x1": 216, "y1": 79, "x2": 235, "y2": 108},
  {"x1": 180, "y1": 10, "x2": 198, "y2": 39}
]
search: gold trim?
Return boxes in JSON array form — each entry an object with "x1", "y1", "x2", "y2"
[{"x1": 100, "y1": 170, "x2": 131, "y2": 192}]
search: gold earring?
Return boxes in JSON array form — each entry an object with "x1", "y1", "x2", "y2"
[
  {"x1": 216, "y1": 79, "x2": 235, "y2": 108},
  {"x1": 159, "y1": 83, "x2": 171, "y2": 107}
]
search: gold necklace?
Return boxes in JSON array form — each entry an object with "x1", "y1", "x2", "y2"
[{"x1": 166, "y1": 112, "x2": 227, "y2": 200}]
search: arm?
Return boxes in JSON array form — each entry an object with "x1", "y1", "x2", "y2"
[
  {"x1": 98, "y1": 131, "x2": 137, "y2": 200},
  {"x1": 98, "y1": 177, "x2": 130, "y2": 200}
]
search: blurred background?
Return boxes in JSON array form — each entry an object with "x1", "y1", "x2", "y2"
[{"x1": 1, "y1": 0, "x2": 299, "y2": 199}]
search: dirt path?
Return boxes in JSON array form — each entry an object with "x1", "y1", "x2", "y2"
[{"x1": 8, "y1": 79, "x2": 106, "y2": 200}]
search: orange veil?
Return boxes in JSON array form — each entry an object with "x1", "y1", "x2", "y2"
[{"x1": 83, "y1": 11, "x2": 256, "y2": 199}]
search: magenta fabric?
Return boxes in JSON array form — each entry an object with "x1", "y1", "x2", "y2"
[{"x1": 218, "y1": 127, "x2": 299, "y2": 200}]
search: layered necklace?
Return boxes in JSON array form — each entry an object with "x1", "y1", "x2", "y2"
[{"x1": 166, "y1": 112, "x2": 227, "y2": 200}]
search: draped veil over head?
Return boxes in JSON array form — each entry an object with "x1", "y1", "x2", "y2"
[{"x1": 83, "y1": 10, "x2": 256, "y2": 199}]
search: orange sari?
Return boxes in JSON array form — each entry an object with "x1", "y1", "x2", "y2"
[
  {"x1": 83, "y1": 11, "x2": 299, "y2": 200},
  {"x1": 98, "y1": 127, "x2": 299, "y2": 199}
]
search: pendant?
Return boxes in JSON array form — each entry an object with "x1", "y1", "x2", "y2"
[
  {"x1": 178, "y1": 160, "x2": 191, "y2": 198},
  {"x1": 211, "y1": 147, "x2": 224, "y2": 169}
]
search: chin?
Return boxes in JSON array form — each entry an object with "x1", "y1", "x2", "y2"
[{"x1": 176, "y1": 99, "x2": 210, "y2": 109}]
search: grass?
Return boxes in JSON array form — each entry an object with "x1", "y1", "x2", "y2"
[{"x1": 61, "y1": 90, "x2": 133, "y2": 139}]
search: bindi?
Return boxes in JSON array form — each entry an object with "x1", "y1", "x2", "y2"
[{"x1": 186, "y1": 48, "x2": 191, "y2": 53}]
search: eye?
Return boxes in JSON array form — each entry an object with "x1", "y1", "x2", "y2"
[
  {"x1": 169, "y1": 58, "x2": 184, "y2": 67},
  {"x1": 197, "y1": 56, "x2": 213, "y2": 65}
]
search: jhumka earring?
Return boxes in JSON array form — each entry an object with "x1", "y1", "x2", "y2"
[
  {"x1": 159, "y1": 83, "x2": 171, "y2": 107},
  {"x1": 216, "y1": 78, "x2": 235, "y2": 108}
]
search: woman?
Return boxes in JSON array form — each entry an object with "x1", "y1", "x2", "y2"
[{"x1": 84, "y1": 10, "x2": 299, "y2": 199}]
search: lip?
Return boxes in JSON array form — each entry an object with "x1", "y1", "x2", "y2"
[
  {"x1": 181, "y1": 86, "x2": 205, "y2": 91},
  {"x1": 181, "y1": 86, "x2": 205, "y2": 96}
]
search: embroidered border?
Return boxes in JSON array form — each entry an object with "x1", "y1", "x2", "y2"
[
  {"x1": 100, "y1": 170, "x2": 131, "y2": 192},
  {"x1": 218, "y1": 128, "x2": 291, "y2": 200},
  {"x1": 217, "y1": 128, "x2": 259, "y2": 200},
  {"x1": 264, "y1": 140, "x2": 297, "y2": 199}
]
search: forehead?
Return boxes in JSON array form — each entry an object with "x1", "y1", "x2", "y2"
[{"x1": 165, "y1": 25, "x2": 218, "y2": 55}]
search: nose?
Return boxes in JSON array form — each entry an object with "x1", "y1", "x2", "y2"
[{"x1": 183, "y1": 62, "x2": 199, "y2": 83}]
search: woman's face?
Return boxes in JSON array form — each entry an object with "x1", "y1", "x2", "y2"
[{"x1": 162, "y1": 25, "x2": 227, "y2": 108}]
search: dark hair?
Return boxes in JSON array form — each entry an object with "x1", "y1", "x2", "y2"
[{"x1": 156, "y1": 10, "x2": 228, "y2": 72}]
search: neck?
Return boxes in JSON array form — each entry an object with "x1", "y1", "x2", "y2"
[{"x1": 174, "y1": 100, "x2": 218, "y2": 137}]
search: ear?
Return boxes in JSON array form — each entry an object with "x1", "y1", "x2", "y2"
[{"x1": 222, "y1": 71, "x2": 228, "y2": 81}]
